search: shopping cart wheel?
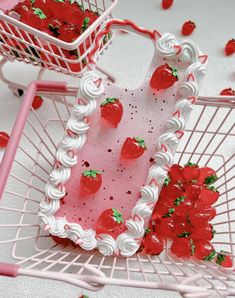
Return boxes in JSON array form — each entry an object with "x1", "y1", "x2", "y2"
[{"x1": 9, "y1": 86, "x2": 24, "y2": 97}]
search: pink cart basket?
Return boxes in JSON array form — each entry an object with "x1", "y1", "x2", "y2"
[
  {"x1": 0, "y1": 22, "x2": 235, "y2": 298},
  {"x1": 0, "y1": 0, "x2": 117, "y2": 96}
]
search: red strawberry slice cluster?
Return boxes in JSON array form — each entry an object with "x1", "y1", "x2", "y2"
[
  {"x1": 181, "y1": 21, "x2": 196, "y2": 36},
  {"x1": 100, "y1": 98, "x2": 123, "y2": 127},
  {"x1": 150, "y1": 63, "x2": 178, "y2": 90},
  {"x1": 224, "y1": 39, "x2": 235, "y2": 56},
  {"x1": 80, "y1": 169, "x2": 102, "y2": 194},
  {"x1": 2, "y1": 0, "x2": 102, "y2": 72},
  {"x1": 140, "y1": 163, "x2": 232, "y2": 268},
  {"x1": 96, "y1": 208, "x2": 126, "y2": 238}
]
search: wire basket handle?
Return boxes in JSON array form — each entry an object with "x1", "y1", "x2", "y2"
[
  {"x1": 0, "y1": 81, "x2": 67, "y2": 200},
  {"x1": 87, "y1": 19, "x2": 161, "y2": 68}
]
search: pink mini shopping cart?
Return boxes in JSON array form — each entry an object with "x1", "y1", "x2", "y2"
[
  {"x1": 0, "y1": 21, "x2": 235, "y2": 298},
  {"x1": 0, "y1": 0, "x2": 117, "y2": 96}
]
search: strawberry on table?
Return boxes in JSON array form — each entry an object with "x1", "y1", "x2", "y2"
[
  {"x1": 183, "y1": 162, "x2": 200, "y2": 181},
  {"x1": 181, "y1": 21, "x2": 196, "y2": 36},
  {"x1": 198, "y1": 167, "x2": 218, "y2": 185},
  {"x1": 224, "y1": 39, "x2": 235, "y2": 56},
  {"x1": 216, "y1": 252, "x2": 233, "y2": 268},
  {"x1": 150, "y1": 63, "x2": 178, "y2": 90},
  {"x1": 100, "y1": 98, "x2": 123, "y2": 127},
  {"x1": 96, "y1": 208, "x2": 125, "y2": 238},
  {"x1": 162, "y1": 0, "x2": 173, "y2": 9},
  {"x1": 80, "y1": 169, "x2": 102, "y2": 194},
  {"x1": 121, "y1": 137, "x2": 147, "y2": 159},
  {"x1": 142, "y1": 230, "x2": 164, "y2": 255},
  {"x1": 0, "y1": 131, "x2": 10, "y2": 148},
  {"x1": 199, "y1": 185, "x2": 219, "y2": 205},
  {"x1": 220, "y1": 88, "x2": 235, "y2": 96},
  {"x1": 32, "y1": 96, "x2": 44, "y2": 110}
]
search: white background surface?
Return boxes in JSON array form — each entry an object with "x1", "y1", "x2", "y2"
[{"x1": 0, "y1": 0, "x2": 235, "y2": 297}]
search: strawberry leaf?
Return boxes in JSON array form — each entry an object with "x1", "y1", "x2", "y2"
[
  {"x1": 144, "y1": 228, "x2": 151, "y2": 236},
  {"x1": 174, "y1": 196, "x2": 186, "y2": 206},
  {"x1": 83, "y1": 169, "x2": 101, "y2": 178},
  {"x1": 204, "y1": 251, "x2": 217, "y2": 261},
  {"x1": 190, "y1": 179, "x2": 198, "y2": 183},
  {"x1": 162, "y1": 208, "x2": 175, "y2": 218},
  {"x1": 185, "y1": 161, "x2": 198, "y2": 167},
  {"x1": 189, "y1": 239, "x2": 195, "y2": 256},
  {"x1": 32, "y1": 8, "x2": 47, "y2": 19},
  {"x1": 31, "y1": 0, "x2": 35, "y2": 4},
  {"x1": 178, "y1": 231, "x2": 191, "y2": 238},
  {"x1": 212, "y1": 227, "x2": 216, "y2": 238},
  {"x1": 81, "y1": 17, "x2": 90, "y2": 32},
  {"x1": 216, "y1": 253, "x2": 226, "y2": 265},
  {"x1": 164, "y1": 176, "x2": 170, "y2": 186},
  {"x1": 112, "y1": 208, "x2": 124, "y2": 224},
  {"x1": 206, "y1": 185, "x2": 218, "y2": 193},
  {"x1": 134, "y1": 137, "x2": 147, "y2": 149},
  {"x1": 172, "y1": 68, "x2": 178, "y2": 79},
  {"x1": 100, "y1": 98, "x2": 117, "y2": 106},
  {"x1": 205, "y1": 174, "x2": 218, "y2": 185}
]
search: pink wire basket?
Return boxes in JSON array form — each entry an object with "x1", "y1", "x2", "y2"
[
  {"x1": 0, "y1": 0, "x2": 117, "y2": 97},
  {"x1": 0, "y1": 78, "x2": 234, "y2": 297}
]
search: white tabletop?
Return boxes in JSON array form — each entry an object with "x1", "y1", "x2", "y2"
[{"x1": 0, "y1": 0, "x2": 234, "y2": 297}]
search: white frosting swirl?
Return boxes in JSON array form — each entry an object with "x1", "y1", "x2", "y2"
[
  {"x1": 125, "y1": 218, "x2": 145, "y2": 237},
  {"x1": 56, "y1": 148, "x2": 77, "y2": 167},
  {"x1": 132, "y1": 202, "x2": 152, "y2": 218},
  {"x1": 180, "y1": 41, "x2": 200, "y2": 63},
  {"x1": 157, "y1": 133, "x2": 179, "y2": 152},
  {"x1": 156, "y1": 33, "x2": 180, "y2": 57},
  {"x1": 175, "y1": 99, "x2": 193, "y2": 120},
  {"x1": 40, "y1": 200, "x2": 61, "y2": 216},
  {"x1": 49, "y1": 167, "x2": 71, "y2": 186},
  {"x1": 45, "y1": 183, "x2": 66, "y2": 200},
  {"x1": 67, "y1": 117, "x2": 90, "y2": 134},
  {"x1": 68, "y1": 223, "x2": 85, "y2": 243},
  {"x1": 116, "y1": 233, "x2": 139, "y2": 257},
  {"x1": 97, "y1": 234, "x2": 116, "y2": 256},
  {"x1": 154, "y1": 151, "x2": 174, "y2": 167},
  {"x1": 186, "y1": 62, "x2": 206, "y2": 83},
  {"x1": 140, "y1": 185, "x2": 158, "y2": 203},
  {"x1": 80, "y1": 229, "x2": 97, "y2": 250},
  {"x1": 80, "y1": 71, "x2": 104, "y2": 100},
  {"x1": 73, "y1": 100, "x2": 97, "y2": 119},
  {"x1": 179, "y1": 81, "x2": 198, "y2": 98},
  {"x1": 147, "y1": 166, "x2": 168, "y2": 185},
  {"x1": 166, "y1": 117, "x2": 186, "y2": 132},
  {"x1": 61, "y1": 135, "x2": 86, "y2": 152}
]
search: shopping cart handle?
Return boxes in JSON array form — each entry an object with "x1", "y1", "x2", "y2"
[{"x1": 0, "y1": 263, "x2": 19, "y2": 277}]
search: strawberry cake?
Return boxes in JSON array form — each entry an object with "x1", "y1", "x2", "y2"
[{"x1": 39, "y1": 19, "x2": 208, "y2": 257}]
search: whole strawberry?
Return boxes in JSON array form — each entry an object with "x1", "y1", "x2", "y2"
[
  {"x1": 0, "y1": 131, "x2": 10, "y2": 148},
  {"x1": 225, "y1": 39, "x2": 235, "y2": 56},
  {"x1": 150, "y1": 64, "x2": 178, "y2": 90},
  {"x1": 80, "y1": 169, "x2": 102, "y2": 194},
  {"x1": 96, "y1": 208, "x2": 125, "y2": 238},
  {"x1": 32, "y1": 0, "x2": 52, "y2": 18},
  {"x1": 58, "y1": 24, "x2": 80, "y2": 42},
  {"x1": 199, "y1": 185, "x2": 219, "y2": 205},
  {"x1": 216, "y1": 252, "x2": 233, "y2": 268},
  {"x1": 220, "y1": 88, "x2": 235, "y2": 96},
  {"x1": 100, "y1": 98, "x2": 123, "y2": 127},
  {"x1": 183, "y1": 162, "x2": 200, "y2": 181},
  {"x1": 142, "y1": 230, "x2": 164, "y2": 255},
  {"x1": 181, "y1": 21, "x2": 196, "y2": 36},
  {"x1": 198, "y1": 167, "x2": 217, "y2": 185},
  {"x1": 162, "y1": 0, "x2": 173, "y2": 9},
  {"x1": 121, "y1": 137, "x2": 147, "y2": 159}
]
